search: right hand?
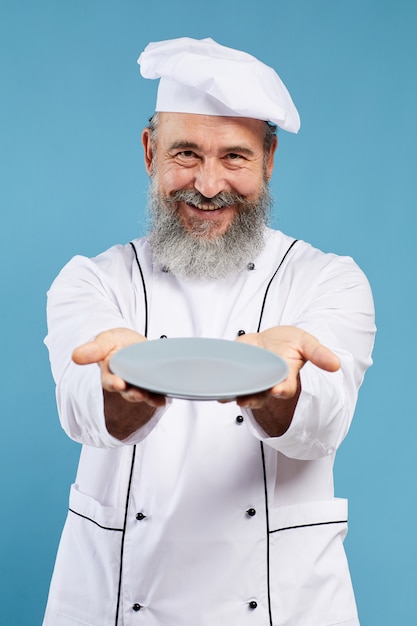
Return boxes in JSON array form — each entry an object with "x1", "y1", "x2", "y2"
[{"x1": 72, "y1": 328, "x2": 166, "y2": 408}]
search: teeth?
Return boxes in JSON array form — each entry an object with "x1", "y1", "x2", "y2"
[{"x1": 191, "y1": 203, "x2": 223, "y2": 211}]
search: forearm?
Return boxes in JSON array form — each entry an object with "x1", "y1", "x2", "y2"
[
  {"x1": 252, "y1": 381, "x2": 301, "y2": 437},
  {"x1": 103, "y1": 391, "x2": 157, "y2": 440},
  {"x1": 246, "y1": 363, "x2": 357, "y2": 460}
]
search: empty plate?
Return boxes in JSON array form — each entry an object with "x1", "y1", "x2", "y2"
[{"x1": 109, "y1": 337, "x2": 288, "y2": 400}]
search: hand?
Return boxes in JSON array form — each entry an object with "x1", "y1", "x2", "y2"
[
  {"x1": 72, "y1": 328, "x2": 166, "y2": 409},
  {"x1": 235, "y1": 325, "x2": 340, "y2": 410}
]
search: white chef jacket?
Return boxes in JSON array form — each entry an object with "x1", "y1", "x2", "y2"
[{"x1": 43, "y1": 228, "x2": 375, "y2": 626}]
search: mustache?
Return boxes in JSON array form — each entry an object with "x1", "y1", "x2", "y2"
[{"x1": 163, "y1": 189, "x2": 248, "y2": 210}]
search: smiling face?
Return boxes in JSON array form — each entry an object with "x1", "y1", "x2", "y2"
[{"x1": 142, "y1": 112, "x2": 277, "y2": 238}]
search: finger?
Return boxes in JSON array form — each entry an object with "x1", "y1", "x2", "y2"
[
  {"x1": 269, "y1": 377, "x2": 299, "y2": 400},
  {"x1": 72, "y1": 340, "x2": 108, "y2": 365},
  {"x1": 119, "y1": 387, "x2": 149, "y2": 403},
  {"x1": 235, "y1": 332, "x2": 256, "y2": 345},
  {"x1": 119, "y1": 386, "x2": 166, "y2": 408},
  {"x1": 300, "y1": 334, "x2": 340, "y2": 372},
  {"x1": 72, "y1": 329, "x2": 145, "y2": 366},
  {"x1": 236, "y1": 389, "x2": 271, "y2": 409},
  {"x1": 101, "y1": 370, "x2": 128, "y2": 393},
  {"x1": 146, "y1": 391, "x2": 166, "y2": 408}
]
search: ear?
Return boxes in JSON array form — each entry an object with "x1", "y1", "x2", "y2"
[
  {"x1": 265, "y1": 135, "x2": 278, "y2": 180},
  {"x1": 142, "y1": 128, "x2": 154, "y2": 176}
]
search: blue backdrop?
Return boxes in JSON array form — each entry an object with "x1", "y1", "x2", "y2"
[{"x1": 1, "y1": 1, "x2": 416, "y2": 624}]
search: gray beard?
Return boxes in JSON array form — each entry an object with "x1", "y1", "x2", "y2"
[{"x1": 147, "y1": 178, "x2": 272, "y2": 280}]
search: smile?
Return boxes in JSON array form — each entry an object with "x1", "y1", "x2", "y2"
[{"x1": 187, "y1": 202, "x2": 228, "y2": 212}]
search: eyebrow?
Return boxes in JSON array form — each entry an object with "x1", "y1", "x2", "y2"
[
  {"x1": 169, "y1": 141, "x2": 199, "y2": 151},
  {"x1": 168, "y1": 140, "x2": 256, "y2": 157}
]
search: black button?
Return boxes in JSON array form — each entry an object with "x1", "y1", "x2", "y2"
[
  {"x1": 160, "y1": 335, "x2": 168, "y2": 339},
  {"x1": 249, "y1": 600, "x2": 258, "y2": 609},
  {"x1": 161, "y1": 265, "x2": 169, "y2": 273},
  {"x1": 136, "y1": 512, "x2": 146, "y2": 521},
  {"x1": 247, "y1": 262, "x2": 255, "y2": 271},
  {"x1": 246, "y1": 508, "x2": 256, "y2": 517},
  {"x1": 237, "y1": 329, "x2": 246, "y2": 336},
  {"x1": 132, "y1": 603, "x2": 142, "y2": 611},
  {"x1": 235, "y1": 415, "x2": 244, "y2": 424}
]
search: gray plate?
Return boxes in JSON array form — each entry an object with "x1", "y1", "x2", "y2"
[{"x1": 109, "y1": 337, "x2": 288, "y2": 401}]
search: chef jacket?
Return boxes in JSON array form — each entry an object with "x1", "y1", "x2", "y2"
[{"x1": 43, "y1": 228, "x2": 375, "y2": 626}]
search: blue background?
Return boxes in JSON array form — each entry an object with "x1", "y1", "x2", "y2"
[{"x1": 1, "y1": 1, "x2": 416, "y2": 624}]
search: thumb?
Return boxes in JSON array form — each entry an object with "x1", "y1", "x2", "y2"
[
  {"x1": 300, "y1": 333, "x2": 340, "y2": 372},
  {"x1": 72, "y1": 339, "x2": 108, "y2": 365},
  {"x1": 72, "y1": 328, "x2": 145, "y2": 366}
]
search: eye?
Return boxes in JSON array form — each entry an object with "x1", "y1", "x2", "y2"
[
  {"x1": 177, "y1": 150, "x2": 197, "y2": 158},
  {"x1": 225, "y1": 153, "x2": 245, "y2": 161}
]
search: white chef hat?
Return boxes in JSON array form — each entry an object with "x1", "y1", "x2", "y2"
[{"x1": 137, "y1": 37, "x2": 300, "y2": 133}]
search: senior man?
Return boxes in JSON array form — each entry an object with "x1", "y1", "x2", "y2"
[{"x1": 43, "y1": 38, "x2": 375, "y2": 626}]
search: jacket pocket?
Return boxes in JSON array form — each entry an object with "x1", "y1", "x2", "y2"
[
  {"x1": 44, "y1": 484, "x2": 125, "y2": 625},
  {"x1": 268, "y1": 499, "x2": 359, "y2": 626}
]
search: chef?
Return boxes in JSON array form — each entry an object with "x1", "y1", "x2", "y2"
[{"x1": 43, "y1": 37, "x2": 375, "y2": 626}]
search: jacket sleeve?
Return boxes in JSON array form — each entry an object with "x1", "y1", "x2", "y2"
[
  {"x1": 45, "y1": 249, "x2": 167, "y2": 449},
  {"x1": 243, "y1": 252, "x2": 376, "y2": 460}
]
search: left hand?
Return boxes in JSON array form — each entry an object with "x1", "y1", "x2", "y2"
[{"x1": 234, "y1": 325, "x2": 340, "y2": 409}]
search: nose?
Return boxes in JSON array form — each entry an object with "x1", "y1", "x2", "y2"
[{"x1": 193, "y1": 158, "x2": 227, "y2": 198}]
